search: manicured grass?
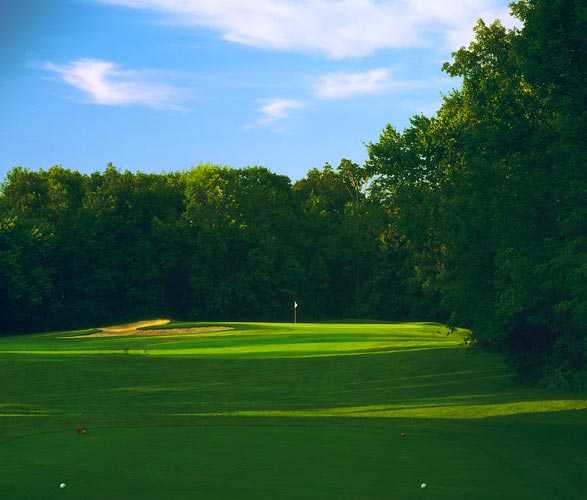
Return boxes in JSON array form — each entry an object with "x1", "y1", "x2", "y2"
[{"x1": 0, "y1": 322, "x2": 585, "y2": 499}]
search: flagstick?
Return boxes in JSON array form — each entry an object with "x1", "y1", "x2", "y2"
[{"x1": 294, "y1": 303, "x2": 297, "y2": 324}]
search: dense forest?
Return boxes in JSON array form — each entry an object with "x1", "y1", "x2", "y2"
[{"x1": 1, "y1": 0, "x2": 585, "y2": 387}]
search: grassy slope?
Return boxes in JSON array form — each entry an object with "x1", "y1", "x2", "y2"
[{"x1": 0, "y1": 322, "x2": 585, "y2": 499}]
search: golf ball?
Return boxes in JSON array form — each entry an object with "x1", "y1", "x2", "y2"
[
  {"x1": 59, "y1": 483, "x2": 66, "y2": 489},
  {"x1": 420, "y1": 483, "x2": 427, "y2": 489}
]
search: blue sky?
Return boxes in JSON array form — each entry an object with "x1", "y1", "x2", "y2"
[{"x1": 1, "y1": 0, "x2": 516, "y2": 180}]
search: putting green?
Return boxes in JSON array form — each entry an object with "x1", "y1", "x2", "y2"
[{"x1": 0, "y1": 321, "x2": 585, "y2": 499}]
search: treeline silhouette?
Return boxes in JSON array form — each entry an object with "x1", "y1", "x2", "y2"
[
  {"x1": 1, "y1": 0, "x2": 584, "y2": 386},
  {"x1": 0, "y1": 162, "x2": 433, "y2": 328}
]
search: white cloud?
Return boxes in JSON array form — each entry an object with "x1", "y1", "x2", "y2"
[
  {"x1": 44, "y1": 58, "x2": 182, "y2": 109},
  {"x1": 96, "y1": 0, "x2": 518, "y2": 58},
  {"x1": 314, "y1": 68, "x2": 395, "y2": 99},
  {"x1": 257, "y1": 98, "x2": 304, "y2": 125},
  {"x1": 445, "y1": 5, "x2": 520, "y2": 49}
]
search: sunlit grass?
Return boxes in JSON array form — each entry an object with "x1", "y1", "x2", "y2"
[{"x1": 186, "y1": 399, "x2": 587, "y2": 419}]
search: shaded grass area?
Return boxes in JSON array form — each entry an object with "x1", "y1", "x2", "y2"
[
  {"x1": 0, "y1": 322, "x2": 585, "y2": 499},
  {"x1": 2, "y1": 415, "x2": 586, "y2": 500}
]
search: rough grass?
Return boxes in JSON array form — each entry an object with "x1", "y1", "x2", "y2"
[{"x1": 0, "y1": 322, "x2": 585, "y2": 499}]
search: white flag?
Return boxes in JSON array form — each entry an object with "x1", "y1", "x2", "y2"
[{"x1": 294, "y1": 301, "x2": 298, "y2": 308}]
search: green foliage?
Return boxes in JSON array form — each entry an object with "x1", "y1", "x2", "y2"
[
  {"x1": 367, "y1": 0, "x2": 586, "y2": 385},
  {"x1": 0, "y1": 161, "x2": 412, "y2": 331}
]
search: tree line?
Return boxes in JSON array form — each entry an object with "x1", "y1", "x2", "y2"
[
  {"x1": 1, "y1": 0, "x2": 584, "y2": 386},
  {"x1": 0, "y1": 161, "x2": 429, "y2": 328}
]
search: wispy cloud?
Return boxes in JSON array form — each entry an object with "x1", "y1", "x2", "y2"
[
  {"x1": 43, "y1": 58, "x2": 183, "y2": 109},
  {"x1": 314, "y1": 69, "x2": 457, "y2": 100},
  {"x1": 257, "y1": 98, "x2": 304, "y2": 125},
  {"x1": 314, "y1": 68, "x2": 395, "y2": 100},
  {"x1": 96, "y1": 1, "x2": 517, "y2": 58}
]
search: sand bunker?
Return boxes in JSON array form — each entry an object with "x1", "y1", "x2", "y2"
[
  {"x1": 101, "y1": 319, "x2": 171, "y2": 333},
  {"x1": 66, "y1": 319, "x2": 233, "y2": 338}
]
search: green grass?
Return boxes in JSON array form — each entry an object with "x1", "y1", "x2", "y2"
[{"x1": 0, "y1": 321, "x2": 585, "y2": 499}]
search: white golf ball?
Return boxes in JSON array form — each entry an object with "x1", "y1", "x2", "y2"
[
  {"x1": 59, "y1": 483, "x2": 66, "y2": 489},
  {"x1": 421, "y1": 483, "x2": 427, "y2": 489}
]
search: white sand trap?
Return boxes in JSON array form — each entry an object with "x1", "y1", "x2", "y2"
[{"x1": 65, "y1": 319, "x2": 232, "y2": 338}]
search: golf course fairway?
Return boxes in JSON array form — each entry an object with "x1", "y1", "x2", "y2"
[{"x1": 1, "y1": 321, "x2": 585, "y2": 499}]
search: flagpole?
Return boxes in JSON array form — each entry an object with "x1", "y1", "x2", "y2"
[{"x1": 294, "y1": 301, "x2": 298, "y2": 324}]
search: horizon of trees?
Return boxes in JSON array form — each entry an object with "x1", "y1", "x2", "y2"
[
  {"x1": 1, "y1": 0, "x2": 585, "y2": 387},
  {"x1": 0, "y1": 161, "x2": 431, "y2": 327}
]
